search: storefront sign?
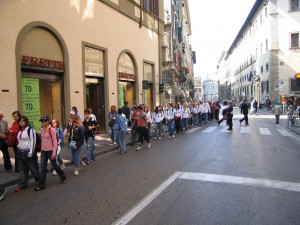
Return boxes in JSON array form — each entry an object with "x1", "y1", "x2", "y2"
[
  {"x1": 21, "y1": 78, "x2": 41, "y2": 131},
  {"x1": 22, "y1": 55, "x2": 64, "y2": 71},
  {"x1": 119, "y1": 72, "x2": 136, "y2": 81}
]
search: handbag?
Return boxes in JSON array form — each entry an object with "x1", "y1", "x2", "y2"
[
  {"x1": 108, "y1": 118, "x2": 115, "y2": 127},
  {"x1": 6, "y1": 132, "x2": 18, "y2": 147}
]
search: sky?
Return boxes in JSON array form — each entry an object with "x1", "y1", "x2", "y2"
[{"x1": 188, "y1": 0, "x2": 257, "y2": 78}]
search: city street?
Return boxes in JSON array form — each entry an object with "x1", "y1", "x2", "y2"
[{"x1": 1, "y1": 108, "x2": 300, "y2": 225}]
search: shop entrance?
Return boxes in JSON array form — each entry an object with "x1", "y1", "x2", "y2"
[
  {"x1": 21, "y1": 72, "x2": 63, "y2": 131},
  {"x1": 86, "y1": 78, "x2": 106, "y2": 133}
]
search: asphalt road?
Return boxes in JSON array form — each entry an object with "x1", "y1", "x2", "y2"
[{"x1": 1, "y1": 109, "x2": 300, "y2": 225}]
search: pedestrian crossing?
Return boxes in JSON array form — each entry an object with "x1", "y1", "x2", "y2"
[{"x1": 190, "y1": 126, "x2": 294, "y2": 137}]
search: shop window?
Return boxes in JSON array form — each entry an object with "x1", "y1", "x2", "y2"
[
  {"x1": 266, "y1": 64, "x2": 269, "y2": 72},
  {"x1": 261, "y1": 66, "x2": 264, "y2": 73},
  {"x1": 266, "y1": 81, "x2": 269, "y2": 93}
]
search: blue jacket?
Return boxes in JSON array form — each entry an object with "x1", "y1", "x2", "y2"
[{"x1": 115, "y1": 115, "x2": 127, "y2": 133}]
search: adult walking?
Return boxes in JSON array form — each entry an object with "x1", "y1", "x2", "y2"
[
  {"x1": 218, "y1": 101, "x2": 229, "y2": 126},
  {"x1": 272, "y1": 103, "x2": 282, "y2": 124},
  {"x1": 115, "y1": 108, "x2": 127, "y2": 154},
  {"x1": 8, "y1": 111, "x2": 21, "y2": 175},
  {"x1": 35, "y1": 115, "x2": 66, "y2": 191},
  {"x1": 83, "y1": 109, "x2": 97, "y2": 164},
  {"x1": 136, "y1": 106, "x2": 151, "y2": 151},
  {"x1": 69, "y1": 115, "x2": 85, "y2": 175},
  {"x1": 226, "y1": 102, "x2": 234, "y2": 131},
  {"x1": 15, "y1": 115, "x2": 40, "y2": 192},
  {"x1": 108, "y1": 105, "x2": 117, "y2": 145},
  {"x1": 0, "y1": 111, "x2": 12, "y2": 172},
  {"x1": 239, "y1": 99, "x2": 250, "y2": 126}
]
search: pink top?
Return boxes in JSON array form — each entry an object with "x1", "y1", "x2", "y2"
[{"x1": 41, "y1": 125, "x2": 58, "y2": 154}]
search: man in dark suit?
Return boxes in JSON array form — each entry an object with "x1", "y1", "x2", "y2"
[
  {"x1": 239, "y1": 99, "x2": 250, "y2": 125},
  {"x1": 0, "y1": 111, "x2": 12, "y2": 171}
]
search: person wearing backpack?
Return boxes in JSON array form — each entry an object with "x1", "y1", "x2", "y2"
[
  {"x1": 15, "y1": 115, "x2": 40, "y2": 192},
  {"x1": 35, "y1": 115, "x2": 66, "y2": 191},
  {"x1": 51, "y1": 119, "x2": 65, "y2": 175}
]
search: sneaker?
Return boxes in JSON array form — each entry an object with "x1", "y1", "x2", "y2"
[
  {"x1": 168, "y1": 136, "x2": 172, "y2": 139},
  {"x1": 15, "y1": 186, "x2": 25, "y2": 192},
  {"x1": 34, "y1": 186, "x2": 45, "y2": 191},
  {"x1": 172, "y1": 135, "x2": 175, "y2": 138},
  {"x1": 0, "y1": 188, "x2": 5, "y2": 201},
  {"x1": 85, "y1": 161, "x2": 90, "y2": 165},
  {"x1": 113, "y1": 142, "x2": 117, "y2": 145},
  {"x1": 158, "y1": 137, "x2": 161, "y2": 140},
  {"x1": 136, "y1": 145, "x2": 141, "y2": 151},
  {"x1": 74, "y1": 169, "x2": 79, "y2": 176},
  {"x1": 91, "y1": 158, "x2": 96, "y2": 162},
  {"x1": 153, "y1": 137, "x2": 157, "y2": 140},
  {"x1": 109, "y1": 141, "x2": 114, "y2": 145},
  {"x1": 52, "y1": 170, "x2": 57, "y2": 176},
  {"x1": 60, "y1": 179, "x2": 66, "y2": 184},
  {"x1": 147, "y1": 142, "x2": 151, "y2": 148}
]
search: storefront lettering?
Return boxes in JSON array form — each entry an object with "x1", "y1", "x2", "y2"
[
  {"x1": 22, "y1": 55, "x2": 64, "y2": 71},
  {"x1": 119, "y1": 72, "x2": 136, "y2": 81}
]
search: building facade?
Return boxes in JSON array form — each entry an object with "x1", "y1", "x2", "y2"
[
  {"x1": 219, "y1": 0, "x2": 300, "y2": 105},
  {"x1": 0, "y1": 0, "x2": 164, "y2": 132},
  {"x1": 162, "y1": 0, "x2": 195, "y2": 104}
]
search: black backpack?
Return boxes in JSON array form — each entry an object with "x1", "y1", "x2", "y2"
[
  {"x1": 222, "y1": 108, "x2": 227, "y2": 115},
  {"x1": 27, "y1": 127, "x2": 41, "y2": 152}
]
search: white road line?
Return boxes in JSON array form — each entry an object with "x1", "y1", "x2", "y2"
[
  {"x1": 276, "y1": 128, "x2": 292, "y2": 137},
  {"x1": 186, "y1": 127, "x2": 201, "y2": 133},
  {"x1": 259, "y1": 128, "x2": 271, "y2": 135},
  {"x1": 203, "y1": 127, "x2": 217, "y2": 133},
  {"x1": 179, "y1": 172, "x2": 300, "y2": 193},
  {"x1": 240, "y1": 127, "x2": 251, "y2": 133},
  {"x1": 221, "y1": 127, "x2": 231, "y2": 132},
  {"x1": 112, "y1": 172, "x2": 182, "y2": 225}
]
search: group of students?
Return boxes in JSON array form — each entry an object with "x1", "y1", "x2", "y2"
[
  {"x1": 106, "y1": 100, "x2": 235, "y2": 154},
  {"x1": 0, "y1": 106, "x2": 98, "y2": 195}
]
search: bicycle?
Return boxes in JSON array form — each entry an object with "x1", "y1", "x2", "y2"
[{"x1": 288, "y1": 114, "x2": 299, "y2": 127}]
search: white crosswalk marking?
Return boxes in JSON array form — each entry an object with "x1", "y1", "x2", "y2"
[
  {"x1": 276, "y1": 128, "x2": 292, "y2": 137},
  {"x1": 240, "y1": 127, "x2": 251, "y2": 133},
  {"x1": 259, "y1": 128, "x2": 271, "y2": 135},
  {"x1": 221, "y1": 127, "x2": 231, "y2": 132},
  {"x1": 203, "y1": 127, "x2": 217, "y2": 133}
]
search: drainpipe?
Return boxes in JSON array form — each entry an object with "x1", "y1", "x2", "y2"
[{"x1": 139, "y1": 0, "x2": 143, "y2": 28}]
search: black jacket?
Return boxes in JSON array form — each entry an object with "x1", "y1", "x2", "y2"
[
  {"x1": 240, "y1": 102, "x2": 249, "y2": 114},
  {"x1": 69, "y1": 125, "x2": 85, "y2": 148}
]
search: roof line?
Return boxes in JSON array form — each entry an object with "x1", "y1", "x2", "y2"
[{"x1": 225, "y1": 0, "x2": 263, "y2": 59}]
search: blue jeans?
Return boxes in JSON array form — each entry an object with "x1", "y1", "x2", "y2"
[
  {"x1": 109, "y1": 126, "x2": 115, "y2": 142},
  {"x1": 182, "y1": 118, "x2": 188, "y2": 131},
  {"x1": 203, "y1": 113, "x2": 209, "y2": 124},
  {"x1": 40, "y1": 150, "x2": 66, "y2": 187},
  {"x1": 17, "y1": 150, "x2": 39, "y2": 188},
  {"x1": 167, "y1": 119, "x2": 175, "y2": 136},
  {"x1": 130, "y1": 125, "x2": 138, "y2": 144},
  {"x1": 86, "y1": 137, "x2": 95, "y2": 162},
  {"x1": 193, "y1": 114, "x2": 199, "y2": 126},
  {"x1": 154, "y1": 122, "x2": 162, "y2": 138},
  {"x1": 71, "y1": 144, "x2": 84, "y2": 167},
  {"x1": 116, "y1": 130, "x2": 126, "y2": 152}
]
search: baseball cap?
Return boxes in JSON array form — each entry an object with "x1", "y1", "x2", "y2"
[
  {"x1": 39, "y1": 115, "x2": 50, "y2": 122},
  {"x1": 69, "y1": 110, "x2": 76, "y2": 115}
]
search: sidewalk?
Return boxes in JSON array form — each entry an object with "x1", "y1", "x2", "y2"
[{"x1": 0, "y1": 133, "x2": 132, "y2": 188}]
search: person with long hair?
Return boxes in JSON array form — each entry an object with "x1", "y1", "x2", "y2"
[
  {"x1": 69, "y1": 115, "x2": 85, "y2": 175},
  {"x1": 8, "y1": 111, "x2": 21, "y2": 175},
  {"x1": 72, "y1": 106, "x2": 83, "y2": 121},
  {"x1": 15, "y1": 115, "x2": 40, "y2": 192},
  {"x1": 51, "y1": 119, "x2": 65, "y2": 175}
]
